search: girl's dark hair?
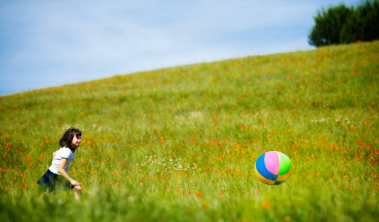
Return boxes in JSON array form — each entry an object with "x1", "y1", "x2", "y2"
[{"x1": 59, "y1": 127, "x2": 81, "y2": 149}]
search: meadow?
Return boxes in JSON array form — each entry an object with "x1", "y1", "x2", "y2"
[{"x1": 0, "y1": 41, "x2": 378, "y2": 222}]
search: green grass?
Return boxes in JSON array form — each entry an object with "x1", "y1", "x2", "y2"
[{"x1": 1, "y1": 41, "x2": 379, "y2": 222}]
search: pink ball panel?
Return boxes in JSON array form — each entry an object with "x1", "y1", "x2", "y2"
[{"x1": 264, "y1": 151, "x2": 279, "y2": 175}]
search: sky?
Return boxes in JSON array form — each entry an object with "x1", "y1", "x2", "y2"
[{"x1": 0, "y1": 0, "x2": 361, "y2": 96}]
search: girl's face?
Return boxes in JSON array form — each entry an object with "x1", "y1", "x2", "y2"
[{"x1": 71, "y1": 134, "x2": 81, "y2": 148}]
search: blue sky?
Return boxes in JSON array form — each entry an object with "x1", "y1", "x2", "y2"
[{"x1": 0, "y1": 0, "x2": 361, "y2": 96}]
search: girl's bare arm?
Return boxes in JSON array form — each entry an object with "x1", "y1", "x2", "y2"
[{"x1": 57, "y1": 158, "x2": 79, "y2": 186}]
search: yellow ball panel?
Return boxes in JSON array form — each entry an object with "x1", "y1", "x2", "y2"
[
  {"x1": 255, "y1": 168, "x2": 276, "y2": 185},
  {"x1": 277, "y1": 168, "x2": 292, "y2": 181}
]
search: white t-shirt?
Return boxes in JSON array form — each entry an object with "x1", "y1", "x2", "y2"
[{"x1": 48, "y1": 147, "x2": 75, "y2": 175}]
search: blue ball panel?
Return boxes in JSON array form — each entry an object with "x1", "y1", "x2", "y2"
[
  {"x1": 256, "y1": 153, "x2": 278, "y2": 181},
  {"x1": 274, "y1": 180, "x2": 286, "y2": 185}
]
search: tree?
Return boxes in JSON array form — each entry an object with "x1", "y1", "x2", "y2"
[
  {"x1": 340, "y1": 0, "x2": 379, "y2": 43},
  {"x1": 309, "y1": 4, "x2": 353, "y2": 47}
]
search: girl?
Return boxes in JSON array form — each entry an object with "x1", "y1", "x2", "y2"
[{"x1": 37, "y1": 127, "x2": 82, "y2": 200}]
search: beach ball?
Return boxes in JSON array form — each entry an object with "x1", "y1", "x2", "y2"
[{"x1": 255, "y1": 151, "x2": 292, "y2": 185}]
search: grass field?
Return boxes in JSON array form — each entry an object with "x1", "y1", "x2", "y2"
[{"x1": 1, "y1": 41, "x2": 378, "y2": 222}]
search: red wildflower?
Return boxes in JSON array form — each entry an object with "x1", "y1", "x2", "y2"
[{"x1": 262, "y1": 200, "x2": 270, "y2": 209}]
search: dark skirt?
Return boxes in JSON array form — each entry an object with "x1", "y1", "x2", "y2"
[{"x1": 37, "y1": 169, "x2": 74, "y2": 193}]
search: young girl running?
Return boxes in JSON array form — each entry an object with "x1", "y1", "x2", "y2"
[{"x1": 37, "y1": 127, "x2": 82, "y2": 199}]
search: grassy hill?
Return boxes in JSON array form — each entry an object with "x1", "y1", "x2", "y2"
[{"x1": 1, "y1": 41, "x2": 378, "y2": 222}]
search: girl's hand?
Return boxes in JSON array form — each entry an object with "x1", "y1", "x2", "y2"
[{"x1": 70, "y1": 180, "x2": 79, "y2": 186}]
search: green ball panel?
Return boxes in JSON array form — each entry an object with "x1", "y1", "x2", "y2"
[{"x1": 277, "y1": 152, "x2": 291, "y2": 175}]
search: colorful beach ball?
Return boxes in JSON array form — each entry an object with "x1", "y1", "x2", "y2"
[{"x1": 255, "y1": 151, "x2": 292, "y2": 185}]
